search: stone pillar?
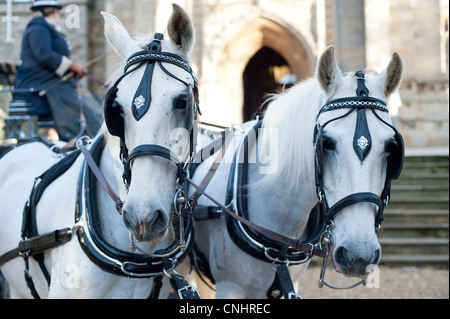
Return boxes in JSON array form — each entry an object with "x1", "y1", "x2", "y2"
[{"x1": 334, "y1": 0, "x2": 366, "y2": 71}]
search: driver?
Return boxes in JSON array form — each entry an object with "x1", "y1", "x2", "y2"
[{"x1": 13, "y1": 0, "x2": 102, "y2": 141}]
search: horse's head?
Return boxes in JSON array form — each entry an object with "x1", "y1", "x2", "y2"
[
  {"x1": 101, "y1": 4, "x2": 196, "y2": 242},
  {"x1": 315, "y1": 46, "x2": 404, "y2": 277}
]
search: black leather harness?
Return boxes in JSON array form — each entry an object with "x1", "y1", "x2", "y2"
[
  {"x1": 75, "y1": 135, "x2": 195, "y2": 279},
  {"x1": 0, "y1": 33, "x2": 202, "y2": 299},
  {"x1": 0, "y1": 138, "x2": 78, "y2": 298},
  {"x1": 187, "y1": 71, "x2": 405, "y2": 298},
  {"x1": 186, "y1": 121, "x2": 325, "y2": 299},
  {"x1": 313, "y1": 71, "x2": 404, "y2": 232}
]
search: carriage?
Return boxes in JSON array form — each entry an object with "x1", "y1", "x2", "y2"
[{"x1": 0, "y1": 4, "x2": 404, "y2": 299}]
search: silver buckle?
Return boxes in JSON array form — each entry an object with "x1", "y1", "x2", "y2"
[
  {"x1": 177, "y1": 284, "x2": 200, "y2": 299},
  {"x1": 288, "y1": 292, "x2": 302, "y2": 299}
]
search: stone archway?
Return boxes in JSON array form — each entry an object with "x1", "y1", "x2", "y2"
[
  {"x1": 207, "y1": 16, "x2": 314, "y2": 125},
  {"x1": 243, "y1": 46, "x2": 292, "y2": 121}
]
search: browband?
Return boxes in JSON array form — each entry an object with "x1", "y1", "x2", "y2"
[
  {"x1": 319, "y1": 96, "x2": 388, "y2": 115},
  {"x1": 125, "y1": 50, "x2": 197, "y2": 84}
]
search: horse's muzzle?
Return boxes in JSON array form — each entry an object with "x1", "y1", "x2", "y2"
[
  {"x1": 122, "y1": 208, "x2": 168, "y2": 242},
  {"x1": 333, "y1": 245, "x2": 381, "y2": 277}
]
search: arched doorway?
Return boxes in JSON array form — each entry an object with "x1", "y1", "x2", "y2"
[
  {"x1": 202, "y1": 16, "x2": 314, "y2": 126},
  {"x1": 243, "y1": 46, "x2": 294, "y2": 121}
]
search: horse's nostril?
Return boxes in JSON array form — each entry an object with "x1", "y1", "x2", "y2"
[
  {"x1": 122, "y1": 209, "x2": 136, "y2": 233},
  {"x1": 372, "y1": 247, "x2": 381, "y2": 265},
  {"x1": 334, "y1": 246, "x2": 351, "y2": 269},
  {"x1": 147, "y1": 210, "x2": 165, "y2": 231}
]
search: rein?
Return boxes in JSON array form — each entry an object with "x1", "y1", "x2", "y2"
[
  {"x1": 186, "y1": 175, "x2": 326, "y2": 258},
  {"x1": 77, "y1": 136, "x2": 124, "y2": 214},
  {"x1": 182, "y1": 123, "x2": 326, "y2": 258}
]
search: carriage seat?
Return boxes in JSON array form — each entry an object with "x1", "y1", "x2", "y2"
[
  {"x1": 4, "y1": 98, "x2": 55, "y2": 141},
  {"x1": 1, "y1": 62, "x2": 56, "y2": 140}
]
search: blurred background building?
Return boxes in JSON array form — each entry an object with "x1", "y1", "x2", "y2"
[{"x1": 1, "y1": 0, "x2": 449, "y2": 148}]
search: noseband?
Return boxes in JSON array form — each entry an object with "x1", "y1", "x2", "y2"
[
  {"x1": 104, "y1": 33, "x2": 199, "y2": 188},
  {"x1": 314, "y1": 71, "x2": 404, "y2": 232}
]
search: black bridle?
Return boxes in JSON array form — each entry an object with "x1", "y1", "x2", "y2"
[
  {"x1": 314, "y1": 71, "x2": 404, "y2": 232},
  {"x1": 104, "y1": 32, "x2": 199, "y2": 189},
  {"x1": 74, "y1": 34, "x2": 201, "y2": 297}
]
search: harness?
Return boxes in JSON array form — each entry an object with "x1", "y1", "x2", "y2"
[
  {"x1": 104, "y1": 32, "x2": 199, "y2": 189},
  {"x1": 75, "y1": 135, "x2": 198, "y2": 299},
  {"x1": 0, "y1": 138, "x2": 78, "y2": 298},
  {"x1": 1, "y1": 58, "x2": 405, "y2": 298},
  {"x1": 186, "y1": 71, "x2": 404, "y2": 297},
  {"x1": 314, "y1": 71, "x2": 404, "y2": 232},
  {"x1": 184, "y1": 121, "x2": 325, "y2": 299},
  {"x1": 313, "y1": 71, "x2": 404, "y2": 289},
  {"x1": 0, "y1": 33, "x2": 201, "y2": 299}
]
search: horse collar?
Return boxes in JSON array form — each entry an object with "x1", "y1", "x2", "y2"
[{"x1": 75, "y1": 135, "x2": 195, "y2": 278}]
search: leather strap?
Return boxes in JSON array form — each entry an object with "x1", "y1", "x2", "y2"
[
  {"x1": 183, "y1": 129, "x2": 233, "y2": 216},
  {"x1": 170, "y1": 273, "x2": 201, "y2": 299},
  {"x1": 327, "y1": 192, "x2": 384, "y2": 225},
  {"x1": 78, "y1": 140, "x2": 124, "y2": 214},
  {"x1": 275, "y1": 263, "x2": 302, "y2": 299},
  {"x1": 0, "y1": 228, "x2": 72, "y2": 267},
  {"x1": 125, "y1": 144, "x2": 184, "y2": 185},
  {"x1": 186, "y1": 176, "x2": 326, "y2": 258}
]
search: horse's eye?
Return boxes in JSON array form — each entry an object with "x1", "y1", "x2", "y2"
[
  {"x1": 322, "y1": 137, "x2": 336, "y2": 152},
  {"x1": 173, "y1": 94, "x2": 187, "y2": 110}
]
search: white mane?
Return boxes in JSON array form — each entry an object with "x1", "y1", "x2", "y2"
[{"x1": 257, "y1": 77, "x2": 327, "y2": 193}]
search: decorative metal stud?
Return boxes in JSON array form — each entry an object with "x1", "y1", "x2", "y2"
[
  {"x1": 133, "y1": 95, "x2": 145, "y2": 110},
  {"x1": 357, "y1": 135, "x2": 369, "y2": 150}
]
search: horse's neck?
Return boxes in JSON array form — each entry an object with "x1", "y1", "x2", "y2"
[
  {"x1": 245, "y1": 140, "x2": 317, "y2": 241},
  {"x1": 97, "y1": 135, "x2": 170, "y2": 252}
]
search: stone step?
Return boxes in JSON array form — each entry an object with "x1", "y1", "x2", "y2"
[
  {"x1": 387, "y1": 197, "x2": 449, "y2": 210},
  {"x1": 390, "y1": 184, "x2": 449, "y2": 198},
  {"x1": 401, "y1": 164, "x2": 449, "y2": 175},
  {"x1": 404, "y1": 156, "x2": 449, "y2": 166},
  {"x1": 394, "y1": 172, "x2": 449, "y2": 186},
  {"x1": 383, "y1": 209, "x2": 449, "y2": 224},
  {"x1": 370, "y1": 155, "x2": 447, "y2": 267},
  {"x1": 379, "y1": 238, "x2": 449, "y2": 256},
  {"x1": 378, "y1": 223, "x2": 449, "y2": 239}
]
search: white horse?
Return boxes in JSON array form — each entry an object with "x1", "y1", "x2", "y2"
[
  {"x1": 187, "y1": 46, "x2": 403, "y2": 298},
  {"x1": 0, "y1": 4, "x2": 197, "y2": 298}
]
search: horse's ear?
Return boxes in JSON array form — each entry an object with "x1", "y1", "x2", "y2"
[
  {"x1": 167, "y1": 3, "x2": 195, "y2": 54},
  {"x1": 316, "y1": 46, "x2": 343, "y2": 94},
  {"x1": 377, "y1": 52, "x2": 403, "y2": 97},
  {"x1": 101, "y1": 11, "x2": 138, "y2": 59}
]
